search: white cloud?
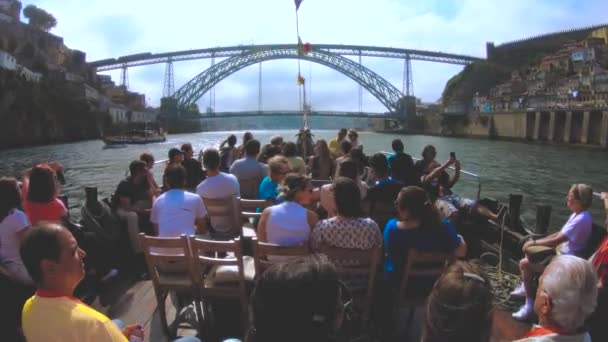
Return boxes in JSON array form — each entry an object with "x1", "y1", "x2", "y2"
[{"x1": 22, "y1": 0, "x2": 608, "y2": 111}]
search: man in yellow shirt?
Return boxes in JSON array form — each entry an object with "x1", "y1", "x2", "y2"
[
  {"x1": 328, "y1": 128, "x2": 347, "y2": 157},
  {"x1": 20, "y1": 222, "x2": 140, "y2": 342}
]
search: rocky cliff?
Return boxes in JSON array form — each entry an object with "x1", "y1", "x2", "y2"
[
  {"x1": 0, "y1": 21, "x2": 106, "y2": 149},
  {"x1": 0, "y1": 69, "x2": 107, "y2": 149}
]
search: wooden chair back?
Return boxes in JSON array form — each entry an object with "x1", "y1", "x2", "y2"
[
  {"x1": 202, "y1": 196, "x2": 241, "y2": 239},
  {"x1": 140, "y1": 233, "x2": 193, "y2": 291},
  {"x1": 189, "y1": 237, "x2": 250, "y2": 332},
  {"x1": 238, "y1": 177, "x2": 261, "y2": 199},
  {"x1": 253, "y1": 238, "x2": 310, "y2": 275},
  {"x1": 398, "y1": 249, "x2": 453, "y2": 305},
  {"x1": 139, "y1": 233, "x2": 193, "y2": 336},
  {"x1": 238, "y1": 197, "x2": 270, "y2": 221},
  {"x1": 319, "y1": 245, "x2": 382, "y2": 321}
]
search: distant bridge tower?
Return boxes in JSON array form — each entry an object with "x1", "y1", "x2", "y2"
[
  {"x1": 163, "y1": 57, "x2": 175, "y2": 98},
  {"x1": 402, "y1": 56, "x2": 413, "y2": 97},
  {"x1": 120, "y1": 64, "x2": 129, "y2": 89}
]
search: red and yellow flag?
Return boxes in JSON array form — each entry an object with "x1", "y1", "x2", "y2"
[
  {"x1": 297, "y1": 74, "x2": 305, "y2": 85},
  {"x1": 294, "y1": 0, "x2": 303, "y2": 11}
]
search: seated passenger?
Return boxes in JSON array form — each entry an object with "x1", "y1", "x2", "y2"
[
  {"x1": 219, "y1": 134, "x2": 238, "y2": 172},
  {"x1": 384, "y1": 186, "x2": 466, "y2": 281},
  {"x1": 258, "y1": 156, "x2": 289, "y2": 204},
  {"x1": 196, "y1": 148, "x2": 240, "y2": 199},
  {"x1": 270, "y1": 135, "x2": 284, "y2": 147},
  {"x1": 20, "y1": 222, "x2": 144, "y2": 342},
  {"x1": 414, "y1": 144, "x2": 440, "y2": 178},
  {"x1": 112, "y1": 160, "x2": 153, "y2": 255},
  {"x1": 512, "y1": 184, "x2": 593, "y2": 321},
  {"x1": 307, "y1": 139, "x2": 335, "y2": 180},
  {"x1": 422, "y1": 261, "x2": 493, "y2": 342},
  {"x1": 230, "y1": 139, "x2": 269, "y2": 181},
  {"x1": 257, "y1": 144, "x2": 282, "y2": 164},
  {"x1": 139, "y1": 152, "x2": 160, "y2": 196},
  {"x1": 366, "y1": 153, "x2": 404, "y2": 205},
  {"x1": 333, "y1": 139, "x2": 353, "y2": 179},
  {"x1": 181, "y1": 143, "x2": 205, "y2": 190},
  {"x1": 282, "y1": 142, "x2": 306, "y2": 175},
  {"x1": 151, "y1": 165, "x2": 207, "y2": 237},
  {"x1": 257, "y1": 174, "x2": 318, "y2": 246},
  {"x1": 250, "y1": 254, "x2": 344, "y2": 342},
  {"x1": 347, "y1": 129, "x2": 361, "y2": 149},
  {"x1": 22, "y1": 164, "x2": 68, "y2": 224},
  {"x1": 320, "y1": 159, "x2": 367, "y2": 218},
  {"x1": 513, "y1": 255, "x2": 597, "y2": 342},
  {"x1": 328, "y1": 128, "x2": 348, "y2": 157},
  {"x1": 0, "y1": 177, "x2": 33, "y2": 286},
  {"x1": 311, "y1": 177, "x2": 381, "y2": 255},
  {"x1": 426, "y1": 159, "x2": 499, "y2": 222},
  {"x1": 387, "y1": 139, "x2": 419, "y2": 187},
  {"x1": 237, "y1": 131, "x2": 254, "y2": 159}
]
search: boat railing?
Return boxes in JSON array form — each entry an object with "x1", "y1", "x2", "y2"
[{"x1": 381, "y1": 151, "x2": 482, "y2": 200}]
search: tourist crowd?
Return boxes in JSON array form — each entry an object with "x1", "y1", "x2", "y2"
[{"x1": 1, "y1": 128, "x2": 608, "y2": 342}]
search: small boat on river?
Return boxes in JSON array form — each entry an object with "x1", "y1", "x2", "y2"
[{"x1": 102, "y1": 128, "x2": 167, "y2": 146}]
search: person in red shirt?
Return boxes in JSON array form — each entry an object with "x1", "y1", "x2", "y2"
[{"x1": 22, "y1": 163, "x2": 67, "y2": 224}]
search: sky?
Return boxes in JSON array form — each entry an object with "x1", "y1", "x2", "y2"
[{"x1": 21, "y1": 0, "x2": 608, "y2": 112}]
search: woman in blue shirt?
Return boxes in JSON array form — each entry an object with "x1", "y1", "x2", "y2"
[{"x1": 384, "y1": 186, "x2": 467, "y2": 281}]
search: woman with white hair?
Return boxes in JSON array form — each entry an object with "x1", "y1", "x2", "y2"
[
  {"x1": 514, "y1": 255, "x2": 597, "y2": 341},
  {"x1": 512, "y1": 184, "x2": 594, "y2": 320}
]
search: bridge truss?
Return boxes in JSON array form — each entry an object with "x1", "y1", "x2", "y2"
[
  {"x1": 90, "y1": 44, "x2": 482, "y2": 71},
  {"x1": 172, "y1": 48, "x2": 404, "y2": 113}
]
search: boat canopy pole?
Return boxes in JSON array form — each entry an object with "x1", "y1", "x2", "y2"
[{"x1": 594, "y1": 192, "x2": 603, "y2": 198}]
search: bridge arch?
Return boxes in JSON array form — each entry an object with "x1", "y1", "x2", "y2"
[{"x1": 173, "y1": 48, "x2": 404, "y2": 113}]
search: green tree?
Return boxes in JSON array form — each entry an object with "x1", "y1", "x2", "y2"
[{"x1": 23, "y1": 5, "x2": 57, "y2": 32}]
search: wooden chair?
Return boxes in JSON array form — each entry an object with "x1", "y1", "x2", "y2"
[
  {"x1": 238, "y1": 177, "x2": 261, "y2": 199},
  {"x1": 139, "y1": 233, "x2": 194, "y2": 337},
  {"x1": 237, "y1": 197, "x2": 271, "y2": 238},
  {"x1": 395, "y1": 249, "x2": 454, "y2": 330},
  {"x1": 318, "y1": 245, "x2": 382, "y2": 322},
  {"x1": 189, "y1": 236, "x2": 253, "y2": 337},
  {"x1": 202, "y1": 196, "x2": 242, "y2": 240},
  {"x1": 252, "y1": 238, "x2": 311, "y2": 275}
]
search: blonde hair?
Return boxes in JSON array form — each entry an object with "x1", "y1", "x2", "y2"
[
  {"x1": 570, "y1": 184, "x2": 593, "y2": 209},
  {"x1": 268, "y1": 156, "x2": 289, "y2": 174},
  {"x1": 279, "y1": 173, "x2": 310, "y2": 201}
]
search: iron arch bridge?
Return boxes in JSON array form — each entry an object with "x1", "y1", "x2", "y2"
[
  {"x1": 90, "y1": 44, "x2": 483, "y2": 71},
  {"x1": 173, "y1": 48, "x2": 404, "y2": 112},
  {"x1": 89, "y1": 44, "x2": 483, "y2": 114}
]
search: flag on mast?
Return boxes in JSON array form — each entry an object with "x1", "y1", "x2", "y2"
[{"x1": 294, "y1": 0, "x2": 303, "y2": 11}]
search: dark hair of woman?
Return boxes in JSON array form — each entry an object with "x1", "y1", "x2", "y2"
[
  {"x1": 0, "y1": 177, "x2": 22, "y2": 222},
  {"x1": 243, "y1": 132, "x2": 253, "y2": 144},
  {"x1": 349, "y1": 148, "x2": 367, "y2": 175},
  {"x1": 280, "y1": 173, "x2": 311, "y2": 202},
  {"x1": 282, "y1": 142, "x2": 298, "y2": 158},
  {"x1": 396, "y1": 186, "x2": 441, "y2": 229},
  {"x1": 250, "y1": 254, "x2": 342, "y2": 342},
  {"x1": 27, "y1": 165, "x2": 58, "y2": 204},
  {"x1": 258, "y1": 144, "x2": 282, "y2": 164},
  {"x1": 338, "y1": 159, "x2": 358, "y2": 181},
  {"x1": 422, "y1": 260, "x2": 494, "y2": 342},
  {"x1": 422, "y1": 144, "x2": 437, "y2": 161},
  {"x1": 333, "y1": 177, "x2": 363, "y2": 218}
]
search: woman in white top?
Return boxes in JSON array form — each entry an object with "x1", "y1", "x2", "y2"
[
  {"x1": 258, "y1": 174, "x2": 319, "y2": 246},
  {"x1": 321, "y1": 159, "x2": 368, "y2": 218},
  {"x1": 0, "y1": 177, "x2": 33, "y2": 285}
]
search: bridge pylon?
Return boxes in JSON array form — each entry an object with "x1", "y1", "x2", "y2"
[
  {"x1": 120, "y1": 64, "x2": 129, "y2": 89},
  {"x1": 163, "y1": 57, "x2": 175, "y2": 98}
]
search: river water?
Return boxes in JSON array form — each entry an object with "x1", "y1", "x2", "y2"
[{"x1": 1, "y1": 130, "x2": 607, "y2": 230}]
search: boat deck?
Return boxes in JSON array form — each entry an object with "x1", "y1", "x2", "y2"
[{"x1": 90, "y1": 275, "x2": 531, "y2": 342}]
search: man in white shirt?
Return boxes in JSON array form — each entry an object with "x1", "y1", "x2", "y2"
[
  {"x1": 196, "y1": 148, "x2": 240, "y2": 199},
  {"x1": 151, "y1": 165, "x2": 207, "y2": 237}
]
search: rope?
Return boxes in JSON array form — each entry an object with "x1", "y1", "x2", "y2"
[{"x1": 480, "y1": 206, "x2": 523, "y2": 311}]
